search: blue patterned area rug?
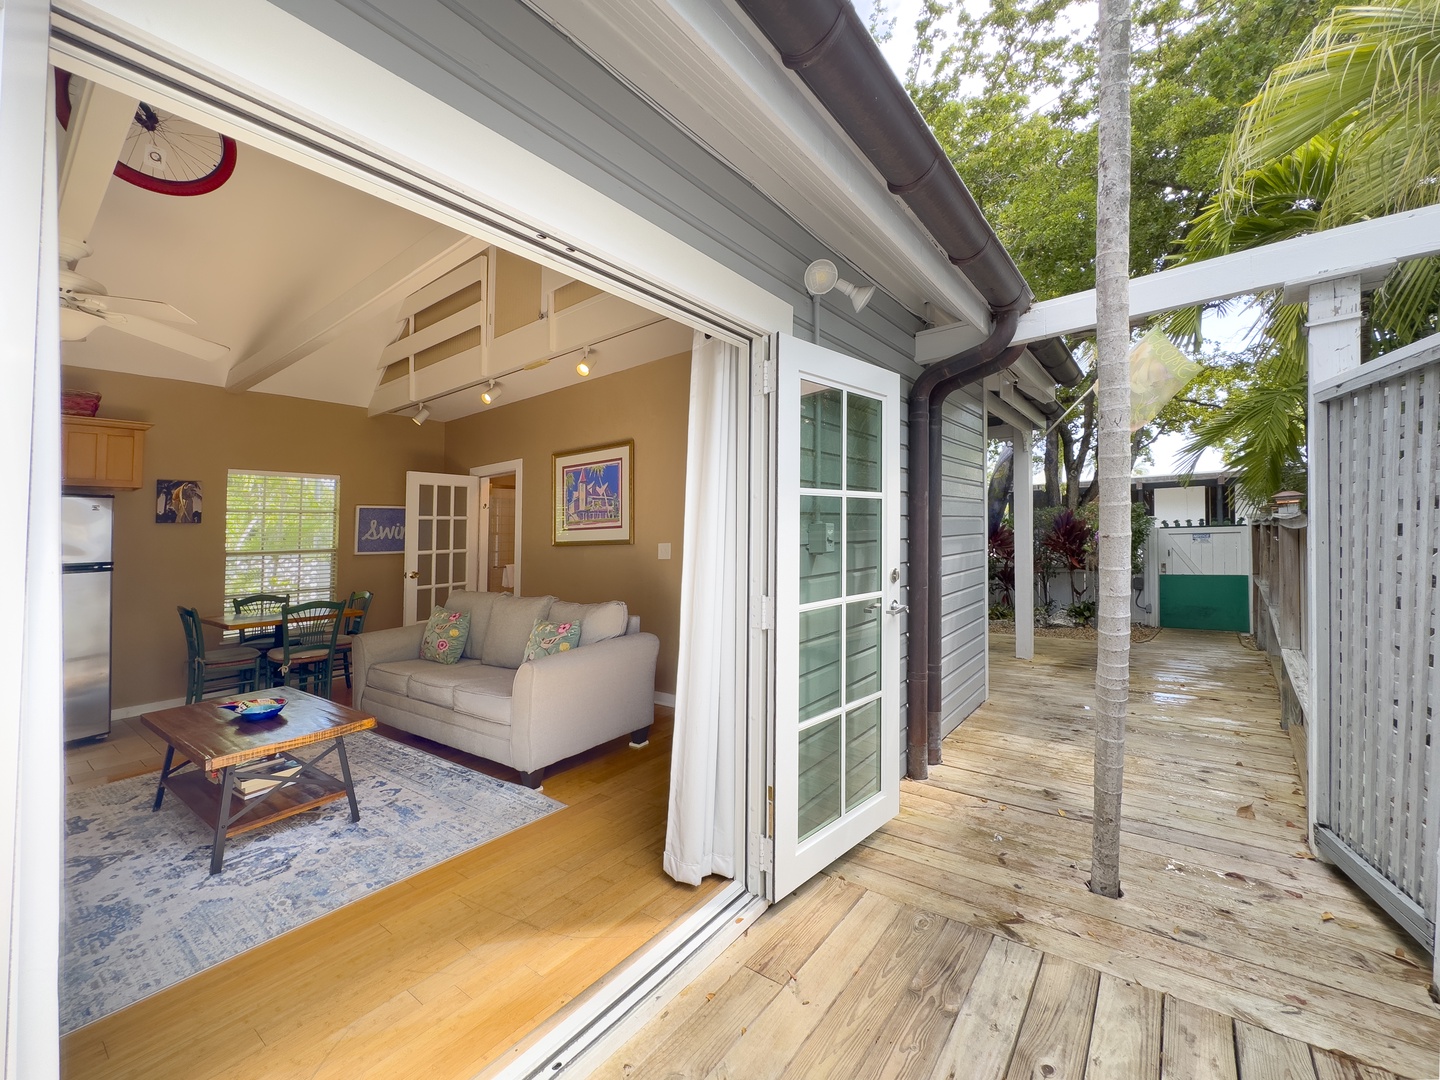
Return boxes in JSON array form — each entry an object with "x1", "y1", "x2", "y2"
[{"x1": 63, "y1": 731, "x2": 562, "y2": 1033}]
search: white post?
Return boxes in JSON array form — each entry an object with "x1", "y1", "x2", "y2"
[
  {"x1": 1304, "y1": 274, "x2": 1362, "y2": 848},
  {"x1": 1014, "y1": 426, "x2": 1035, "y2": 660}
]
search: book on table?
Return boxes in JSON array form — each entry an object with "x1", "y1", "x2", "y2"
[{"x1": 233, "y1": 756, "x2": 304, "y2": 799}]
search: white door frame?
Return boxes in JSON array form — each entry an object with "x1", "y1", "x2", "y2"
[{"x1": 471, "y1": 458, "x2": 523, "y2": 595}]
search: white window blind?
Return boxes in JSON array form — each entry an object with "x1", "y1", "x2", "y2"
[{"x1": 224, "y1": 471, "x2": 339, "y2": 607}]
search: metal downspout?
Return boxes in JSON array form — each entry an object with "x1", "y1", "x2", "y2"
[{"x1": 906, "y1": 310, "x2": 1021, "y2": 778}]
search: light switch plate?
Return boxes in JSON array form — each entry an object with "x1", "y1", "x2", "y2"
[{"x1": 658, "y1": 542, "x2": 672, "y2": 560}]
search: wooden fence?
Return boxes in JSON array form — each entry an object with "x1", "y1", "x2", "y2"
[
  {"x1": 1250, "y1": 517, "x2": 1309, "y2": 783},
  {"x1": 1302, "y1": 337, "x2": 1438, "y2": 961}
]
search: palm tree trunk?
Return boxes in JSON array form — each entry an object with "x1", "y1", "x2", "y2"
[{"x1": 1091, "y1": 0, "x2": 1132, "y2": 899}]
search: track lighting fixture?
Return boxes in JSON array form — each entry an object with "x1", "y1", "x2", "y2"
[
  {"x1": 803, "y1": 258, "x2": 875, "y2": 313},
  {"x1": 480, "y1": 380, "x2": 501, "y2": 405},
  {"x1": 412, "y1": 403, "x2": 431, "y2": 426},
  {"x1": 576, "y1": 347, "x2": 593, "y2": 377}
]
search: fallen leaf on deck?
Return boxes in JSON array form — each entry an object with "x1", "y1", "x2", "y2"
[
  {"x1": 1321, "y1": 911, "x2": 1335, "y2": 921},
  {"x1": 1236, "y1": 804, "x2": 1256, "y2": 819},
  {"x1": 1224, "y1": 871, "x2": 1248, "y2": 883},
  {"x1": 1394, "y1": 948, "x2": 1419, "y2": 968},
  {"x1": 1057, "y1": 809, "x2": 1067, "y2": 817},
  {"x1": 706, "y1": 992, "x2": 716, "y2": 1001},
  {"x1": 1285, "y1": 820, "x2": 1298, "y2": 828},
  {"x1": 1292, "y1": 850, "x2": 1317, "y2": 860},
  {"x1": 1235, "y1": 760, "x2": 1244, "y2": 766}
]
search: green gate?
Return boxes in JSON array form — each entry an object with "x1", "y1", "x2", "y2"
[{"x1": 1156, "y1": 526, "x2": 1251, "y2": 632}]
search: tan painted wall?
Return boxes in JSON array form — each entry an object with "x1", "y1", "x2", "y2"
[
  {"x1": 442, "y1": 353, "x2": 690, "y2": 693},
  {"x1": 61, "y1": 368, "x2": 446, "y2": 709}
]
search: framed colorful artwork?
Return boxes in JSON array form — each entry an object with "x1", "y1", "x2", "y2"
[
  {"x1": 355, "y1": 505, "x2": 405, "y2": 554},
  {"x1": 552, "y1": 441, "x2": 633, "y2": 545},
  {"x1": 155, "y1": 479, "x2": 202, "y2": 524}
]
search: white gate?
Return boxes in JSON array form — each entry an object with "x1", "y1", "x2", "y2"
[{"x1": 1312, "y1": 338, "x2": 1439, "y2": 951}]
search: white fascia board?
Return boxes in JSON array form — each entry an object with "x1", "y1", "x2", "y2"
[
  {"x1": 527, "y1": 0, "x2": 993, "y2": 331},
  {"x1": 59, "y1": 0, "x2": 793, "y2": 337},
  {"x1": 995, "y1": 205, "x2": 1440, "y2": 345}
]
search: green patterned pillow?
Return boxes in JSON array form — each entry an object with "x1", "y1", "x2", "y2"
[
  {"x1": 420, "y1": 607, "x2": 471, "y2": 664},
  {"x1": 523, "y1": 619, "x2": 581, "y2": 662}
]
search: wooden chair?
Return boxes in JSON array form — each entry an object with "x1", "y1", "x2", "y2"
[
  {"x1": 266, "y1": 600, "x2": 344, "y2": 698},
  {"x1": 333, "y1": 589, "x2": 374, "y2": 689},
  {"x1": 231, "y1": 592, "x2": 290, "y2": 652},
  {"x1": 177, "y1": 606, "x2": 261, "y2": 704}
]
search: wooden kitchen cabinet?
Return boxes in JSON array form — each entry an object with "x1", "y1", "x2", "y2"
[{"x1": 62, "y1": 416, "x2": 152, "y2": 490}]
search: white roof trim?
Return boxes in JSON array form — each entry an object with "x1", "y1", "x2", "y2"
[{"x1": 526, "y1": 0, "x2": 993, "y2": 330}]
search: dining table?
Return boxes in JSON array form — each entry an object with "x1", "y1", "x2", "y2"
[{"x1": 198, "y1": 606, "x2": 364, "y2": 633}]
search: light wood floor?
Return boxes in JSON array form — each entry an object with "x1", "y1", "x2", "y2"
[
  {"x1": 61, "y1": 704, "x2": 722, "y2": 1080},
  {"x1": 600, "y1": 631, "x2": 1440, "y2": 1079}
]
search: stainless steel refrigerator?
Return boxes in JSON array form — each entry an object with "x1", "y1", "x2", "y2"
[{"x1": 62, "y1": 495, "x2": 114, "y2": 741}]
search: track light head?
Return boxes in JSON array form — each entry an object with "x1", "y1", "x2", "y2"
[
  {"x1": 576, "y1": 346, "x2": 592, "y2": 377},
  {"x1": 480, "y1": 380, "x2": 501, "y2": 405},
  {"x1": 412, "y1": 403, "x2": 431, "y2": 426}
]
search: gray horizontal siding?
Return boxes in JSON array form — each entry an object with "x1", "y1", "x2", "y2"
[
  {"x1": 938, "y1": 386, "x2": 987, "y2": 735},
  {"x1": 274, "y1": 0, "x2": 927, "y2": 373}
]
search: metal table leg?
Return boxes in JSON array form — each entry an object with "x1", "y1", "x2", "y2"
[
  {"x1": 336, "y1": 736, "x2": 360, "y2": 823},
  {"x1": 153, "y1": 745, "x2": 175, "y2": 811},
  {"x1": 210, "y1": 767, "x2": 236, "y2": 875}
]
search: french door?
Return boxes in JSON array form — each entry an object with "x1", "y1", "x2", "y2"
[
  {"x1": 772, "y1": 334, "x2": 903, "y2": 900},
  {"x1": 403, "y1": 471, "x2": 480, "y2": 624}
]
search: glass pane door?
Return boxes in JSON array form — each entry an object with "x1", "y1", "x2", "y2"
[
  {"x1": 404, "y1": 472, "x2": 480, "y2": 623},
  {"x1": 773, "y1": 334, "x2": 901, "y2": 900}
]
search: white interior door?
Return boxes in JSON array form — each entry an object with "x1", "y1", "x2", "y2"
[
  {"x1": 773, "y1": 333, "x2": 903, "y2": 900},
  {"x1": 403, "y1": 471, "x2": 480, "y2": 624}
]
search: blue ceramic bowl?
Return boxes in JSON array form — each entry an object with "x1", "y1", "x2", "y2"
[{"x1": 218, "y1": 697, "x2": 287, "y2": 721}]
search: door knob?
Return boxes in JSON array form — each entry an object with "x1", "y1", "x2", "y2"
[
  {"x1": 887, "y1": 601, "x2": 909, "y2": 615},
  {"x1": 406, "y1": 570, "x2": 419, "y2": 580}
]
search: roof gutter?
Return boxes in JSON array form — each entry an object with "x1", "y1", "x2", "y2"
[{"x1": 738, "y1": 0, "x2": 1045, "y2": 779}]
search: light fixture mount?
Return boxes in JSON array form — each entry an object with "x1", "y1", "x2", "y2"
[{"x1": 803, "y1": 258, "x2": 874, "y2": 312}]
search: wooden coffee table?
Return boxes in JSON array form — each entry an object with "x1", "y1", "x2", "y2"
[{"x1": 142, "y1": 689, "x2": 377, "y2": 873}]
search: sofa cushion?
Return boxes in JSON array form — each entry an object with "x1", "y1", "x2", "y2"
[
  {"x1": 366, "y1": 657, "x2": 480, "y2": 697},
  {"x1": 420, "y1": 607, "x2": 470, "y2": 663},
  {"x1": 549, "y1": 600, "x2": 629, "y2": 646},
  {"x1": 481, "y1": 594, "x2": 555, "y2": 668},
  {"x1": 452, "y1": 665, "x2": 520, "y2": 725},
  {"x1": 524, "y1": 619, "x2": 581, "y2": 662},
  {"x1": 407, "y1": 659, "x2": 496, "y2": 709},
  {"x1": 444, "y1": 590, "x2": 500, "y2": 659}
]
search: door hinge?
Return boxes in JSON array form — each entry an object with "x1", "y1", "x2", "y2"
[
  {"x1": 750, "y1": 595, "x2": 774, "y2": 630},
  {"x1": 755, "y1": 356, "x2": 776, "y2": 397},
  {"x1": 757, "y1": 834, "x2": 774, "y2": 866}
]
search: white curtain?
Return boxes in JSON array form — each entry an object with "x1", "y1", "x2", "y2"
[{"x1": 663, "y1": 333, "x2": 741, "y2": 885}]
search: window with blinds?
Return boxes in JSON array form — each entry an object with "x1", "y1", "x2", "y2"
[{"x1": 224, "y1": 471, "x2": 339, "y2": 606}]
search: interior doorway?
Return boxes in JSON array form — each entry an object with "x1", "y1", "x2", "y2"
[{"x1": 473, "y1": 458, "x2": 523, "y2": 595}]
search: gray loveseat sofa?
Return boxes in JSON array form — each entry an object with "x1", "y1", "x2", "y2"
[{"x1": 352, "y1": 590, "x2": 659, "y2": 787}]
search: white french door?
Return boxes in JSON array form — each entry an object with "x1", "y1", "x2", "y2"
[
  {"x1": 403, "y1": 471, "x2": 480, "y2": 624},
  {"x1": 773, "y1": 333, "x2": 903, "y2": 900}
]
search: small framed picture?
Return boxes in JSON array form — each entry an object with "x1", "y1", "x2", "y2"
[
  {"x1": 552, "y1": 441, "x2": 633, "y2": 545},
  {"x1": 355, "y1": 505, "x2": 405, "y2": 555},
  {"x1": 156, "y1": 480, "x2": 202, "y2": 524}
]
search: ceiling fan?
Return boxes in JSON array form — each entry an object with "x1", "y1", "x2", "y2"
[{"x1": 55, "y1": 73, "x2": 233, "y2": 363}]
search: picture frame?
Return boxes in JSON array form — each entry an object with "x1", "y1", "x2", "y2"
[
  {"x1": 155, "y1": 479, "x2": 202, "y2": 524},
  {"x1": 552, "y1": 440, "x2": 633, "y2": 545},
  {"x1": 354, "y1": 505, "x2": 406, "y2": 555}
]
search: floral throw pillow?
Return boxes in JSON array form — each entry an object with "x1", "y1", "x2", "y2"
[
  {"x1": 523, "y1": 620, "x2": 581, "y2": 662},
  {"x1": 421, "y1": 607, "x2": 471, "y2": 664}
]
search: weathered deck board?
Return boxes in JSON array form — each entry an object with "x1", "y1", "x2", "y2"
[{"x1": 601, "y1": 632, "x2": 1439, "y2": 1080}]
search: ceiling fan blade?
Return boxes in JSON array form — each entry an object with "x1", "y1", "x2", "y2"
[
  {"x1": 96, "y1": 295, "x2": 198, "y2": 325},
  {"x1": 103, "y1": 312, "x2": 231, "y2": 363},
  {"x1": 59, "y1": 306, "x2": 107, "y2": 342}
]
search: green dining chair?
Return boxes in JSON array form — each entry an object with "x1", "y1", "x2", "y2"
[
  {"x1": 231, "y1": 592, "x2": 290, "y2": 652},
  {"x1": 177, "y1": 606, "x2": 262, "y2": 704},
  {"x1": 266, "y1": 600, "x2": 345, "y2": 698},
  {"x1": 333, "y1": 589, "x2": 374, "y2": 689}
]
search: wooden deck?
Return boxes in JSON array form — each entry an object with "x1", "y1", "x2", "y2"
[{"x1": 600, "y1": 630, "x2": 1440, "y2": 1079}]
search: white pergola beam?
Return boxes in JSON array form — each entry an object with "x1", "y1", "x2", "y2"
[
  {"x1": 914, "y1": 205, "x2": 1440, "y2": 353},
  {"x1": 225, "y1": 231, "x2": 487, "y2": 392},
  {"x1": 984, "y1": 384, "x2": 1045, "y2": 431}
]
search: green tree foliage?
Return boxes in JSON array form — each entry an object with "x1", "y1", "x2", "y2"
[
  {"x1": 881, "y1": 0, "x2": 1330, "y2": 505},
  {"x1": 1173, "y1": 0, "x2": 1440, "y2": 507}
]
